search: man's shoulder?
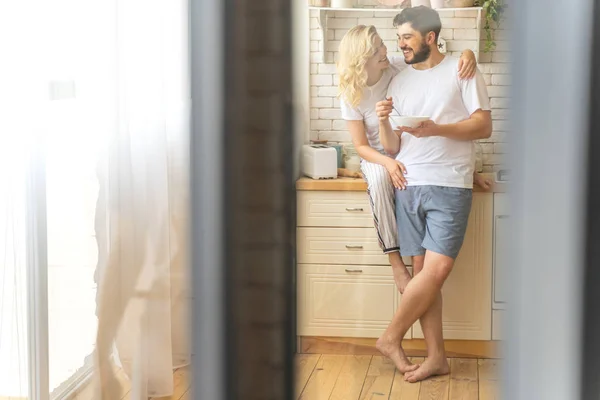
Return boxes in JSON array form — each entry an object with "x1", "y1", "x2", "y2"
[
  {"x1": 441, "y1": 55, "x2": 461, "y2": 71},
  {"x1": 390, "y1": 65, "x2": 412, "y2": 85}
]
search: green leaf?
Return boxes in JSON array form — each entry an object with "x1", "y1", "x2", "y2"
[{"x1": 480, "y1": 0, "x2": 504, "y2": 53}]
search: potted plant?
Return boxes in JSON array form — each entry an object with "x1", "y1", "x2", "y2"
[{"x1": 475, "y1": 0, "x2": 507, "y2": 52}]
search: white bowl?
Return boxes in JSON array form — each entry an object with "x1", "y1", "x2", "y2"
[{"x1": 389, "y1": 115, "x2": 430, "y2": 129}]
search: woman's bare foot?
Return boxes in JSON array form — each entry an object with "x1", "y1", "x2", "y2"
[
  {"x1": 376, "y1": 336, "x2": 419, "y2": 374},
  {"x1": 403, "y1": 356, "x2": 450, "y2": 383}
]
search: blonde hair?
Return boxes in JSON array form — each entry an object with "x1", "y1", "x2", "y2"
[{"x1": 337, "y1": 25, "x2": 380, "y2": 108}]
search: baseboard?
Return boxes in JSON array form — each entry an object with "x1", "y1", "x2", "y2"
[{"x1": 298, "y1": 336, "x2": 503, "y2": 359}]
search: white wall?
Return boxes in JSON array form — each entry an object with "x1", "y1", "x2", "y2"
[{"x1": 305, "y1": 2, "x2": 510, "y2": 172}]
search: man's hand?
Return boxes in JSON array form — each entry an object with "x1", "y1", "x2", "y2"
[
  {"x1": 473, "y1": 173, "x2": 492, "y2": 190},
  {"x1": 400, "y1": 120, "x2": 440, "y2": 138},
  {"x1": 458, "y1": 50, "x2": 477, "y2": 80},
  {"x1": 376, "y1": 97, "x2": 394, "y2": 121},
  {"x1": 384, "y1": 158, "x2": 408, "y2": 190}
]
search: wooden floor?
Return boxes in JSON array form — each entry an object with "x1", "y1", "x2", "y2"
[
  {"x1": 296, "y1": 355, "x2": 500, "y2": 400},
  {"x1": 71, "y1": 355, "x2": 500, "y2": 400},
  {"x1": 72, "y1": 367, "x2": 192, "y2": 400}
]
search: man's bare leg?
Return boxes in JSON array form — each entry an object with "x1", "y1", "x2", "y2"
[
  {"x1": 376, "y1": 250, "x2": 454, "y2": 376},
  {"x1": 378, "y1": 250, "x2": 418, "y2": 373},
  {"x1": 389, "y1": 251, "x2": 412, "y2": 294},
  {"x1": 404, "y1": 255, "x2": 449, "y2": 382}
]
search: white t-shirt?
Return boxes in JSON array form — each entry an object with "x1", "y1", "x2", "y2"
[
  {"x1": 387, "y1": 56, "x2": 490, "y2": 189},
  {"x1": 340, "y1": 56, "x2": 406, "y2": 153}
]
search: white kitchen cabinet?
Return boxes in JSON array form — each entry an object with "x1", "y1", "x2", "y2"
[
  {"x1": 297, "y1": 191, "x2": 373, "y2": 228},
  {"x1": 411, "y1": 193, "x2": 494, "y2": 341},
  {"x1": 492, "y1": 309, "x2": 505, "y2": 340},
  {"x1": 297, "y1": 191, "x2": 412, "y2": 266},
  {"x1": 297, "y1": 227, "x2": 390, "y2": 266},
  {"x1": 493, "y1": 193, "x2": 509, "y2": 309},
  {"x1": 297, "y1": 264, "x2": 412, "y2": 338},
  {"x1": 296, "y1": 188, "x2": 495, "y2": 341},
  {"x1": 297, "y1": 227, "x2": 413, "y2": 266}
]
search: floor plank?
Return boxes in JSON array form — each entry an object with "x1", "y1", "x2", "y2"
[
  {"x1": 75, "y1": 366, "x2": 190, "y2": 400},
  {"x1": 179, "y1": 389, "x2": 191, "y2": 400},
  {"x1": 152, "y1": 367, "x2": 191, "y2": 400},
  {"x1": 298, "y1": 354, "x2": 346, "y2": 400},
  {"x1": 389, "y1": 357, "x2": 424, "y2": 400},
  {"x1": 173, "y1": 368, "x2": 191, "y2": 400},
  {"x1": 295, "y1": 354, "x2": 321, "y2": 399},
  {"x1": 449, "y1": 358, "x2": 478, "y2": 400},
  {"x1": 72, "y1": 355, "x2": 500, "y2": 400},
  {"x1": 328, "y1": 355, "x2": 372, "y2": 400},
  {"x1": 479, "y1": 359, "x2": 501, "y2": 400},
  {"x1": 357, "y1": 356, "x2": 396, "y2": 400},
  {"x1": 418, "y1": 365, "x2": 450, "y2": 400}
]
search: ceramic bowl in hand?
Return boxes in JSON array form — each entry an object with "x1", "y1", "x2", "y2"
[{"x1": 389, "y1": 115, "x2": 430, "y2": 129}]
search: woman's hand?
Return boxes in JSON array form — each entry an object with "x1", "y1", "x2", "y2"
[
  {"x1": 458, "y1": 49, "x2": 477, "y2": 80},
  {"x1": 384, "y1": 158, "x2": 408, "y2": 190}
]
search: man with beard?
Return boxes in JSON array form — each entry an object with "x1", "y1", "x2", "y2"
[{"x1": 374, "y1": 6, "x2": 492, "y2": 383}]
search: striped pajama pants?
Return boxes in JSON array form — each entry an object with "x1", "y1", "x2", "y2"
[{"x1": 360, "y1": 159, "x2": 399, "y2": 254}]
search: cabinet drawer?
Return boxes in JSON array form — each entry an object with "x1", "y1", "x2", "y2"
[
  {"x1": 297, "y1": 227, "x2": 411, "y2": 266},
  {"x1": 297, "y1": 191, "x2": 373, "y2": 228},
  {"x1": 297, "y1": 264, "x2": 411, "y2": 338}
]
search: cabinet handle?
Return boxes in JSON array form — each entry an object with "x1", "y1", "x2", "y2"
[
  {"x1": 345, "y1": 245, "x2": 363, "y2": 249},
  {"x1": 345, "y1": 268, "x2": 363, "y2": 273},
  {"x1": 345, "y1": 207, "x2": 364, "y2": 212},
  {"x1": 496, "y1": 215, "x2": 509, "y2": 220}
]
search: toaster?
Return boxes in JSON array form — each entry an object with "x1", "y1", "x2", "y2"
[{"x1": 302, "y1": 144, "x2": 338, "y2": 179}]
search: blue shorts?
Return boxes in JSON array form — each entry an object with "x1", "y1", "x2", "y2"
[{"x1": 395, "y1": 185, "x2": 472, "y2": 259}]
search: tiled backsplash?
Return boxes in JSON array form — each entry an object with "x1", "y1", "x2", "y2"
[{"x1": 308, "y1": 2, "x2": 510, "y2": 172}]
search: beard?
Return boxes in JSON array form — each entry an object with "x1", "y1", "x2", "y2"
[{"x1": 401, "y1": 40, "x2": 431, "y2": 64}]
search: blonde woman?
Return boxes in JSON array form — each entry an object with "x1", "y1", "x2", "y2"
[{"x1": 337, "y1": 25, "x2": 490, "y2": 297}]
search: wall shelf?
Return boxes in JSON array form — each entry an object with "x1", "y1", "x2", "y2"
[{"x1": 309, "y1": 6, "x2": 483, "y2": 62}]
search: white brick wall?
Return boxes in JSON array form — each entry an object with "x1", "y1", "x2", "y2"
[
  {"x1": 311, "y1": 74, "x2": 333, "y2": 86},
  {"x1": 309, "y1": 4, "x2": 511, "y2": 171}
]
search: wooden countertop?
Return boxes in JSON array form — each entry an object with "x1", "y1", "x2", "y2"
[{"x1": 296, "y1": 173, "x2": 507, "y2": 193}]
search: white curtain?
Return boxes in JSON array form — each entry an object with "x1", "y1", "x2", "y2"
[
  {"x1": 0, "y1": 1, "x2": 191, "y2": 397},
  {"x1": 92, "y1": 0, "x2": 191, "y2": 399}
]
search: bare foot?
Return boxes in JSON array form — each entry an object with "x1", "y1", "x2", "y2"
[
  {"x1": 376, "y1": 336, "x2": 419, "y2": 374},
  {"x1": 403, "y1": 356, "x2": 450, "y2": 383}
]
